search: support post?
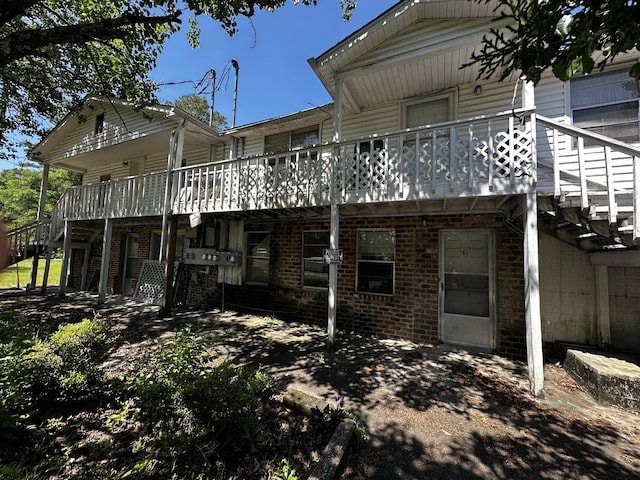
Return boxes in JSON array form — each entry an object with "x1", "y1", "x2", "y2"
[
  {"x1": 160, "y1": 216, "x2": 178, "y2": 317},
  {"x1": 80, "y1": 246, "x2": 90, "y2": 291},
  {"x1": 327, "y1": 204, "x2": 339, "y2": 351},
  {"x1": 98, "y1": 218, "x2": 113, "y2": 304},
  {"x1": 57, "y1": 220, "x2": 72, "y2": 297},
  {"x1": 326, "y1": 77, "x2": 343, "y2": 352},
  {"x1": 523, "y1": 191, "x2": 544, "y2": 396},
  {"x1": 595, "y1": 265, "x2": 611, "y2": 348},
  {"x1": 29, "y1": 164, "x2": 50, "y2": 291}
]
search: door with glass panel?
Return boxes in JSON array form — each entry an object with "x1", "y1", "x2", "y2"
[{"x1": 440, "y1": 230, "x2": 495, "y2": 349}]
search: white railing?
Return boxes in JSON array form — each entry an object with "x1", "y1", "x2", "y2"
[
  {"x1": 537, "y1": 115, "x2": 640, "y2": 239},
  {"x1": 42, "y1": 110, "x2": 536, "y2": 234},
  {"x1": 172, "y1": 109, "x2": 536, "y2": 214},
  {"x1": 52, "y1": 171, "x2": 167, "y2": 228},
  {"x1": 6, "y1": 220, "x2": 50, "y2": 265}
]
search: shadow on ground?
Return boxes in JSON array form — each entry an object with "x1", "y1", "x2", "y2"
[{"x1": 2, "y1": 291, "x2": 638, "y2": 480}]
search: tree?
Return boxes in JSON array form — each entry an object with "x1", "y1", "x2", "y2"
[
  {"x1": 0, "y1": 167, "x2": 81, "y2": 230},
  {"x1": 0, "y1": 0, "x2": 356, "y2": 160},
  {"x1": 171, "y1": 93, "x2": 228, "y2": 129},
  {"x1": 469, "y1": 0, "x2": 640, "y2": 85}
]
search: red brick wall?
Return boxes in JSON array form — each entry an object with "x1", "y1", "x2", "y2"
[{"x1": 226, "y1": 213, "x2": 527, "y2": 359}]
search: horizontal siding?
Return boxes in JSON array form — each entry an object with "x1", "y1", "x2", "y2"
[
  {"x1": 47, "y1": 103, "x2": 176, "y2": 163},
  {"x1": 341, "y1": 103, "x2": 399, "y2": 139}
]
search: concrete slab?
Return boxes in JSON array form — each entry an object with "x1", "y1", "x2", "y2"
[{"x1": 564, "y1": 349, "x2": 640, "y2": 410}]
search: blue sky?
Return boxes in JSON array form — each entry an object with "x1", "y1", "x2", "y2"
[
  {"x1": 0, "y1": 1, "x2": 397, "y2": 171},
  {"x1": 153, "y1": 1, "x2": 398, "y2": 126}
]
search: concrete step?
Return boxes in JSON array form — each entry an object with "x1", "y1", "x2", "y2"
[{"x1": 563, "y1": 349, "x2": 640, "y2": 410}]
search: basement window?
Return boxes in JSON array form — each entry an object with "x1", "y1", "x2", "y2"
[
  {"x1": 356, "y1": 230, "x2": 395, "y2": 295},
  {"x1": 245, "y1": 231, "x2": 270, "y2": 285},
  {"x1": 302, "y1": 231, "x2": 329, "y2": 290}
]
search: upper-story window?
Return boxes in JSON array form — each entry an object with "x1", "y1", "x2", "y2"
[
  {"x1": 94, "y1": 113, "x2": 105, "y2": 135},
  {"x1": 404, "y1": 95, "x2": 452, "y2": 129},
  {"x1": 571, "y1": 69, "x2": 640, "y2": 143},
  {"x1": 264, "y1": 125, "x2": 319, "y2": 154}
]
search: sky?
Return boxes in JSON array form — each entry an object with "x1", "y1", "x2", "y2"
[
  {"x1": 0, "y1": 1, "x2": 398, "y2": 171},
  {"x1": 153, "y1": 1, "x2": 398, "y2": 126}
]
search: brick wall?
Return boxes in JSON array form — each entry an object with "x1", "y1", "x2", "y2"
[{"x1": 225, "y1": 213, "x2": 528, "y2": 359}]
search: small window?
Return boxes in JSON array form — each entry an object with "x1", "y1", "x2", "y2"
[
  {"x1": 357, "y1": 230, "x2": 395, "y2": 295},
  {"x1": 571, "y1": 69, "x2": 640, "y2": 143},
  {"x1": 264, "y1": 125, "x2": 319, "y2": 154},
  {"x1": 245, "y1": 231, "x2": 270, "y2": 285},
  {"x1": 405, "y1": 97, "x2": 451, "y2": 128},
  {"x1": 302, "y1": 231, "x2": 330, "y2": 290},
  {"x1": 94, "y1": 113, "x2": 105, "y2": 135}
]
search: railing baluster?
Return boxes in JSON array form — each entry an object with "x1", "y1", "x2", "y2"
[
  {"x1": 576, "y1": 135, "x2": 588, "y2": 210},
  {"x1": 449, "y1": 126, "x2": 456, "y2": 192},
  {"x1": 488, "y1": 121, "x2": 494, "y2": 191},
  {"x1": 431, "y1": 130, "x2": 437, "y2": 194},
  {"x1": 604, "y1": 146, "x2": 617, "y2": 225},
  {"x1": 468, "y1": 123, "x2": 474, "y2": 192},
  {"x1": 509, "y1": 116, "x2": 515, "y2": 187}
]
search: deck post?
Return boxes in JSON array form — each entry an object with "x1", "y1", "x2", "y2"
[
  {"x1": 98, "y1": 218, "x2": 113, "y2": 304},
  {"x1": 80, "y1": 245, "x2": 90, "y2": 291},
  {"x1": 523, "y1": 191, "x2": 544, "y2": 396},
  {"x1": 327, "y1": 78, "x2": 343, "y2": 351},
  {"x1": 57, "y1": 220, "x2": 72, "y2": 297},
  {"x1": 160, "y1": 126, "x2": 185, "y2": 316},
  {"x1": 29, "y1": 164, "x2": 49, "y2": 291}
]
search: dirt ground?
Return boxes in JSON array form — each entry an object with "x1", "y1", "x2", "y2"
[{"x1": 1, "y1": 290, "x2": 638, "y2": 479}]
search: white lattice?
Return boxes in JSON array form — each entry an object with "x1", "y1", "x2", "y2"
[{"x1": 133, "y1": 260, "x2": 180, "y2": 305}]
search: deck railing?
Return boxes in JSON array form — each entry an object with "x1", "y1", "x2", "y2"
[
  {"x1": 46, "y1": 110, "x2": 536, "y2": 226},
  {"x1": 537, "y1": 115, "x2": 640, "y2": 239},
  {"x1": 6, "y1": 220, "x2": 50, "y2": 265},
  {"x1": 172, "y1": 109, "x2": 536, "y2": 214}
]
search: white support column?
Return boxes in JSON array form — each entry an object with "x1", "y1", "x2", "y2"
[
  {"x1": 80, "y1": 246, "x2": 90, "y2": 291},
  {"x1": 595, "y1": 265, "x2": 611, "y2": 348},
  {"x1": 57, "y1": 220, "x2": 72, "y2": 297},
  {"x1": 327, "y1": 78, "x2": 343, "y2": 351},
  {"x1": 523, "y1": 191, "x2": 544, "y2": 396},
  {"x1": 29, "y1": 164, "x2": 50, "y2": 291},
  {"x1": 98, "y1": 218, "x2": 113, "y2": 304}
]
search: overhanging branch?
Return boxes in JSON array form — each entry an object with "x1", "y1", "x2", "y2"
[{"x1": 0, "y1": 11, "x2": 182, "y2": 67}]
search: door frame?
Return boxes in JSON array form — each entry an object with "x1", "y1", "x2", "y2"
[{"x1": 438, "y1": 229, "x2": 497, "y2": 349}]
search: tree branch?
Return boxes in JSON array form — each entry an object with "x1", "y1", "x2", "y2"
[
  {"x1": 0, "y1": 11, "x2": 182, "y2": 67},
  {"x1": 0, "y1": 0, "x2": 41, "y2": 27}
]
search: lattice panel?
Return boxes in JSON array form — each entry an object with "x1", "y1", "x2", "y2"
[
  {"x1": 493, "y1": 127, "x2": 533, "y2": 178},
  {"x1": 133, "y1": 260, "x2": 180, "y2": 305}
]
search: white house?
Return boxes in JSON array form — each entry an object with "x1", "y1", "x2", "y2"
[{"x1": 12, "y1": 0, "x2": 640, "y2": 396}]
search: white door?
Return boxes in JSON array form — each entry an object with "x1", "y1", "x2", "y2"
[
  {"x1": 440, "y1": 230, "x2": 495, "y2": 349},
  {"x1": 121, "y1": 234, "x2": 139, "y2": 295}
]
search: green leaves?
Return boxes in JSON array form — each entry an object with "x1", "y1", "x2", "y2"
[{"x1": 469, "y1": 0, "x2": 640, "y2": 84}]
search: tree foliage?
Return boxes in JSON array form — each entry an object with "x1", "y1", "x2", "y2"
[
  {"x1": 469, "y1": 0, "x2": 640, "y2": 84},
  {"x1": 171, "y1": 93, "x2": 228, "y2": 129},
  {"x1": 0, "y1": 0, "x2": 356, "y2": 160},
  {"x1": 0, "y1": 167, "x2": 81, "y2": 230}
]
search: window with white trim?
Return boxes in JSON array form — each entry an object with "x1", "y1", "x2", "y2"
[
  {"x1": 356, "y1": 230, "x2": 395, "y2": 295},
  {"x1": 245, "y1": 231, "x2": 270, "y2": 285},
  {"x1": 571, "y1": 68, "x2": 640, "y2": 143},
  {"x1": 264, "y1": 125, "x2": 319, "y2": 154},
  {"x1": 302, "y1": 231, "x2": 329, "y2": 290},
  {"x1": 404, "y1": 97, "x2": 451, "y2": 128}
]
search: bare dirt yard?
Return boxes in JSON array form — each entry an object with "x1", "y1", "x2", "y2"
[{"x1": 1, "y1": 291, "x2": 638, "y2": 479}]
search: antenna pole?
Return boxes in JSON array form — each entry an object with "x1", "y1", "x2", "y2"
[{"x1": 209, "y1": 68, "x2": 216, "y2": 127}]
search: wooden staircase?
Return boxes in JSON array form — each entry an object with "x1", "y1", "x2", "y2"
[
  {"x1": 6, "y1": 221, "x2": 50, "y2": 267},
  {"x1": 536, "y1": 116, "x2": 639, "y2": 252}
]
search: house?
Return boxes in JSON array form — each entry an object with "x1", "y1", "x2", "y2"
[{"x1": 11, "y1": 0, "x2": 640, "y2": 396}]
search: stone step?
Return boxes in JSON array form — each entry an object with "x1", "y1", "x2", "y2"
[{"x1": 563, "y1": 349, "x2": 640, "y2": 410}]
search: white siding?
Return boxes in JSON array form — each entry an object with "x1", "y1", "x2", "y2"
[
  {"x1": 46, "y1": 104, "x2": 176, "y2": 163},
  {"x1": 609, "y1": 266, "x2": 640, "y2": 352},
  {"x1": 341, "y1": 103, "x2": 399, "y2": 139},
  {"x1": 539, "y1": 233, "x2": 597, "y2": 345}
]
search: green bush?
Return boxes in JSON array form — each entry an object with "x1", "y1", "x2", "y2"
[
  {"x1": 121, "y1": 326, "x2": 277, "y2": 476},
  {"x1": 7, "y1": 317, "x2": 115, "y2": 408}
]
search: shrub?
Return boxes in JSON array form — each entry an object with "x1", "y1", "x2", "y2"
[{"x1": 8, "y1": 317, "x2": 115, "y2": 407}]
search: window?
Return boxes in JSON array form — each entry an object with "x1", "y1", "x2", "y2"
[
  {"x1": 94, "y1": 113, "x2": 105, "y2": 135},
  {"x1": 302, "y1": 231, "x2": 329, "y2": 289},
  {"x1": 245, "y1": 232, "x2": 270, "y2": 285},
  {"x1": 571, "y1": 69, "x2": 640, "y2": 143},
  {"x1": 404, "y1": 96, "x2": 451, "y2": 128},
  {"x1": 357, "y1": 230, "x2": 395, "y2": 295},
  {"x1": 264, "y1": 125, "x2": 319, "y2": 154}
]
